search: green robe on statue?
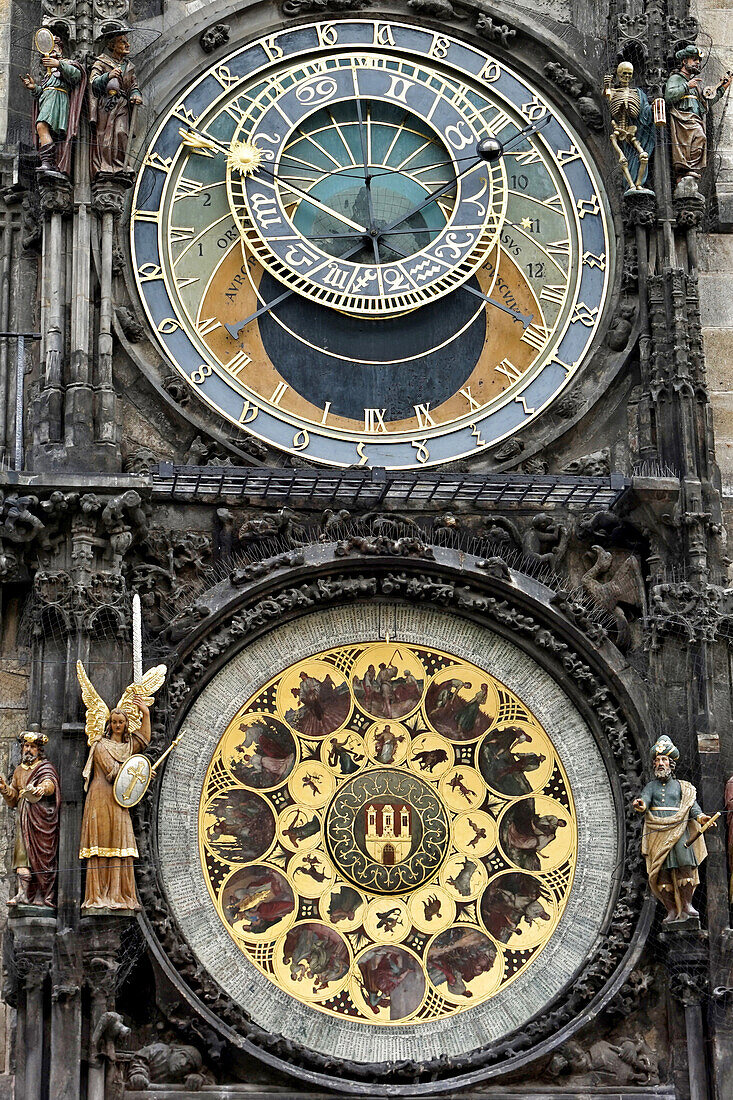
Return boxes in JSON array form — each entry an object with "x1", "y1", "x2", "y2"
[{"x1": 33, "y1": 60, "x2": 82, "y2": 137}]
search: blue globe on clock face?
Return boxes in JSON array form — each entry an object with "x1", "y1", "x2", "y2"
[{"x1": 131, "y1": 19, "x2": 612, "y2": 469}]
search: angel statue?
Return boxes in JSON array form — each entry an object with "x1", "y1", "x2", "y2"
[{"x1": 77, "y1": 662, "x2": 166, "y2": 911}]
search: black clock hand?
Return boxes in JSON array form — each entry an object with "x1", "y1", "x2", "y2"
[
  {"x1": 378, "y1": 116, "x2": 552, "y2": 238},
  {"x1": 275, "y1": 116, "x2": 550, "y2": 184},
  {"x1": 225, "y1": 229, "x2": 386, "y2": 339},
  {"x1": 452, "y1": 281, "x2": 534, "y2": 328},
  {"x1": 278, "y1": 155, "x2": 455, "y2": 183},
  {"x1": 225, "y1": 232, "x2": 378, "y2": 339},
  {"x1": 224, "y1": 233, "x2": 532, "y2": 340},
  {"x1": 497, "y1": 114, "x2": 552, "y2": 154},
  {"x1": 377, "y1": 216, "x2": 524, "y2": 238},
  {"x1": 179, "y1": 127, "x2": 370, "y2": 236},
  {"x1": 224, "y1": 288, "x2": 295, "y2": 338},
  {"x1": 353, "y1": 98, "x2": 380, "y2": 265},
  {"x1": 257, "y1": 165, "x2": 370, "y2": 235},
  {"x1": 378, "y1": 162, "x2": 471, "y2": 236},
  {"x1": 224, "y1": 118, "x2": 550, "y2": 338}
]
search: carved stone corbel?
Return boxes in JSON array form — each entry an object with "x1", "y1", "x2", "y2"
[
  {"x1": 38, "y1": 176, "x2": 73, "y2": 218},
  {"x1": 91, "y1": 178, "x2": 129, "y2": 219}
]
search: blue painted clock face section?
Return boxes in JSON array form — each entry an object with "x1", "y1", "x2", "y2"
[
  {"x1": 130, "y1": 18, "x2": 613, "y2": 469},
  {"x1": 258, "y1": 272, "x2": 485, "y2": 420}
]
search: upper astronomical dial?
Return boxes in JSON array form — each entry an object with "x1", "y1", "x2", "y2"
[
  {"x1": 226, "y1": 54, "x2": 507, "y2": 316},
  {"x1": 131, "y1": 19, "x2": 613, "y2": 469}
]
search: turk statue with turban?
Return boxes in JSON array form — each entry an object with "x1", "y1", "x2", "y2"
[{"x1": 633, "y1": 736, "x2": 716, "y2": 923}]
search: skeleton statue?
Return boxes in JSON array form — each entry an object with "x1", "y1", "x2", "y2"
[{"x1": 603, "y1": 62, "x2": 655, "y2": 192}]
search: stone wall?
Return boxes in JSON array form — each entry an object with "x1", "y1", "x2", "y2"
[{"x1": 694, "y1": 0, "x2": 733, "y2": 499}]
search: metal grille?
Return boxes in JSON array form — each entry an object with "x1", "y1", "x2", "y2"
[{"x1": 151, "y1": 464, "x2": 630, "y2": 511}]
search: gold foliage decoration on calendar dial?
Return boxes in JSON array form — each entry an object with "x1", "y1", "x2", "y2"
[
  {"x1": 198, "y1": 639, "x2": 577, "y2": 1024},
  {"x1": 131, "y1": 19, "x2": 612, "y2": 469}
]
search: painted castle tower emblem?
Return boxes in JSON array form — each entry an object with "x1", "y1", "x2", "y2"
[{"x1": 364, "y1": 802, "x2": 412, "y2": 865}]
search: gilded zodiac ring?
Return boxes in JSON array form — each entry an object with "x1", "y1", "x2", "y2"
[{"x1": 225, "y1": 56, "x2": 507, "y2": 317}]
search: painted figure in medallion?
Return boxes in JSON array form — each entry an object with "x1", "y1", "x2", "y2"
[
  {"x1": 426, "y1": 677, "x2": 492, "y2": 740},
  {"x1": 373, "y1": 723, "x2": 404, "y2": 764},
  {"x1": 286, "y1": 672, "x2": 350, "y2": 735},
  {"x1": 479, "y1": 728, "x2": 546, "y2": 796},
  {"x1": 223, "y1": 866, "x2": 294, "y2": 936},
  {"x1": 233, "y1": 716, "x2": 296, "y2": 788},
  {"x1": 353, "y1": 655, "x2": 423, "y2": 720},
  {"x1": 501, "y1": 798, "x2": 568, "y2": 871},
  {"x1": 281, "y1": 809, "x2": 320, "y2": 848},
  {"x1": 633, "y1": 736, "x2": 714, "y2": 922},
  {"x1": 665, "y1": 46, "x2": 731, "y2": 187},
  {"x1": 205, "y1": 790, "x2": 276, "y2": 862},
  {"x1": 412, "y1": 746, "x2": 450, "y2": 773},
  {"x1": 327, "y1": 734, "x2": 363, "y2": 774},
  {"x1": 327, "y1": 886, "x2": 363, "y2": 924},
  {"x1": 77, "y1": 662, "x2": 166, "y2": 910},
  {"x1": 282, "y1": 923, "x2": 349, "y2": 993},
  {"x1": 602, "y1": 61, "x2": 655, "y2": 192},
  {"x1": 356, "y1": 946, "x2": 425, "y2": 1020},
  {"x1": 88, "y1": 23, "x2": 143, "y2": 178},
  {"x1": 427, "y1": 927, "x2": 497, "y2": 998},
  {"x1": 481, "y1": 873, "x2": 552, "y2": 941},
  {"x1": 20, "y1": 34, "x2": 85, "y2": 177},
  {"x1": 446, "y1": 856, "x2": 479, "y2": 897},
  {"x1": 0, "y1": 732, "x2": 60, "y2": 907}
]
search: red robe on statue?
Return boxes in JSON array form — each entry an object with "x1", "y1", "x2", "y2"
[{"x1": 10, "y1": 758, "x2": 61, "y2": 905}]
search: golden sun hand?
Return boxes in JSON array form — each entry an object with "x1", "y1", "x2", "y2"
[{"x1": 227, "y1": 140, "x2": 263, "y2": 177}]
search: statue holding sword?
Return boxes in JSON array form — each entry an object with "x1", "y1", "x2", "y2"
[{"x1": 77, "y1": 594, "x2": 173, "y2": 911}]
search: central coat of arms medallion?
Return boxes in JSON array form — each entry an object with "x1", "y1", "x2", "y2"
[{"x1": 325, "y1": 769, "x2": 449, "y2": 893}]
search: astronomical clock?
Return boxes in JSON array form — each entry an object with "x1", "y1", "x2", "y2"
[
  {"x1": 4, "y1": 0, "x2": 729, "y2": 1089},
  {"x1": 131, "y1": 19, "x2": 612, "y2": 469},
  {"x1": 131, "y1": 12, "x2": 639, "y2": 1096}
]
